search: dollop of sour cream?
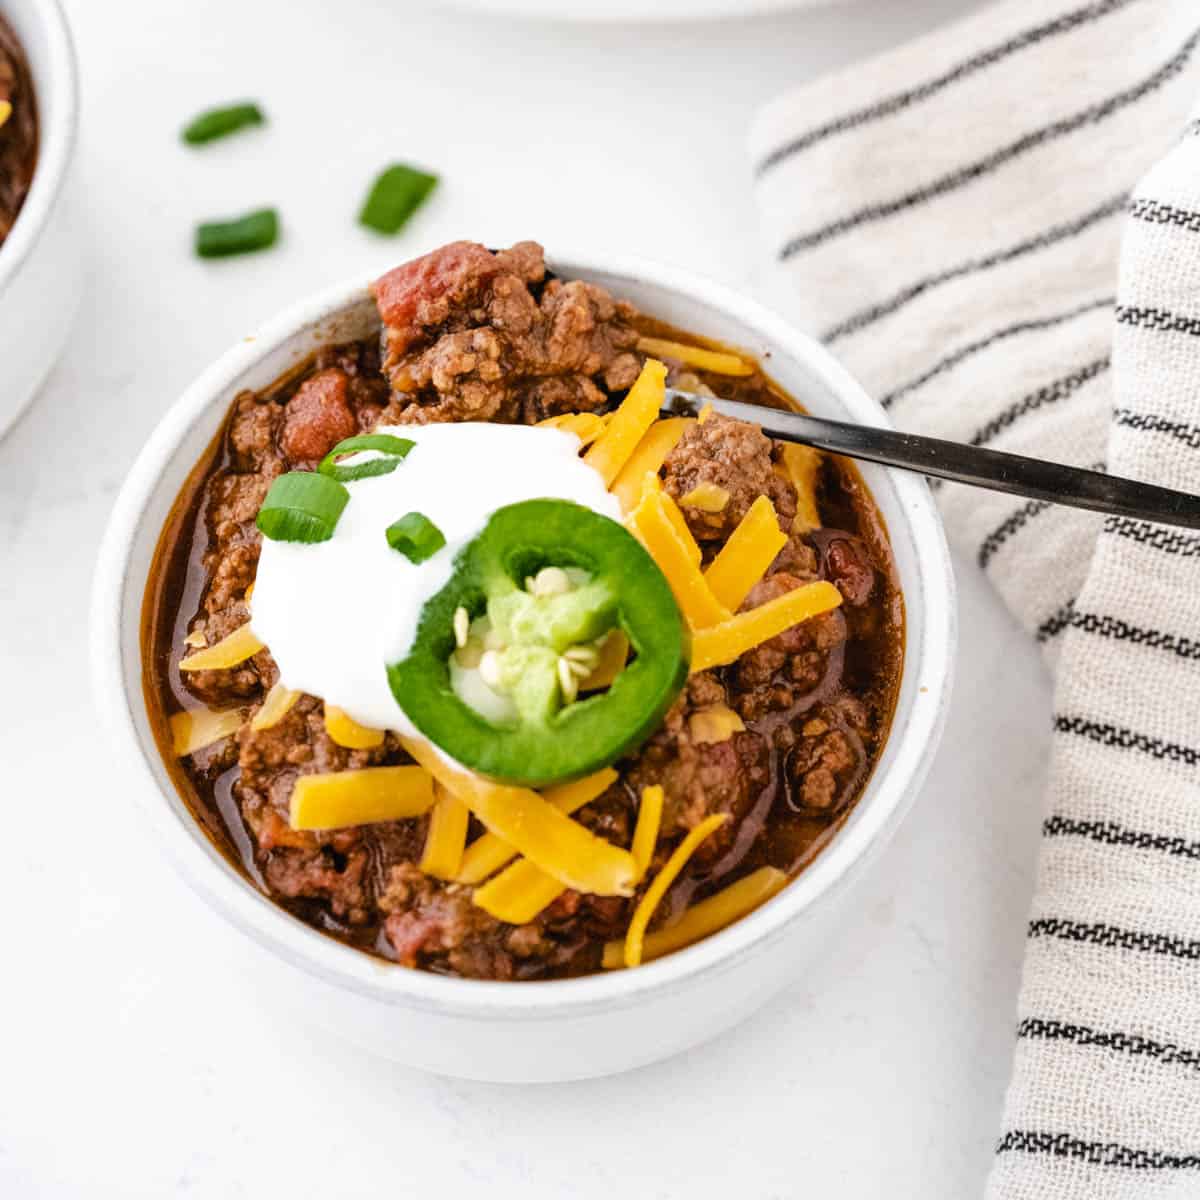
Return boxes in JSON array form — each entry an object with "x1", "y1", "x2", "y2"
[{"x1": 249, "y1": 423, "x2": 622, "y2": 736}]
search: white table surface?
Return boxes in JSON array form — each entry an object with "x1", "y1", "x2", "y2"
[{"x1": 0, "y1": 0, "x2": 1053, "y2": 1196}]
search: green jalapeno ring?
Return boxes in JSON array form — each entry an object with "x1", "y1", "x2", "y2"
[{"x1": 387, "y1": 499, "x2": 690, "y2": 787}]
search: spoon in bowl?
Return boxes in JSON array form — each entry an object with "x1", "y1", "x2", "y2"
[{"x1": 664, "y1": 389, "x2": 1200, "y2": 532}]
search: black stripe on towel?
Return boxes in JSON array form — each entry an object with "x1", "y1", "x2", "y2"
[
  {"x1": 777, "y1": 27, "x2": 1200, "y2": 259},
  {"x1": 1113, "y1": 408, "x2": 1200, "y2": 449},
  {"x1": 1053, "y1": 715, "x2": 1200, "y2": 766},
  {"x1": 879, "y1": 298, "x2": 1114, "y2": 408},
  {"x1": 823, "y1": 195, "x2": 1126, "y2": 342},
  {"x1": 1104, "y1": 517, "x2": 1200, "y2": 557},
  {"x1": 996, "y1": 1129, "x2": 1200, "y2": 1170},
  {"x1": 1043, "y1": 814, "x2": 1200, "y2": 862},
  {"x1": 1116, "y1": 305, "x2": 1200, "y2": 337},
  {"x1": 1018, "y1": 1018, "x2": 1200, "y2": 1071},
  {"x1": 970, "y1": 358, "x2": 1111, "y2": 447},
  {"x1": 755, "y1": 0, "x2": 1136, "y2": 175},
  {"x1": 978, "y1": 462, "x2": 1105, "y2": 567},
  {"x1": 1036, "y1": 600, "x2": 1076, "y2": 643},
  {"x1": 1028, "y1": 917, "x2": 1200, "y2": 960},
  {"x1": 1128, "y1": 196, "x2": 1200, "y2": 234},
  {"x1": 1068, "y1": 610, "x2": 1200, "y2": 659},
  {"x1": 978, "y1": 499, "x2": 1051, "y2": 569}
]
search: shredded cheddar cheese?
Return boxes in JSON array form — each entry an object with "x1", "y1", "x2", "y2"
[
  {"x1": 473, "y1": 858, "x2": 568, "y2": 925},
  {"x1": 703, "y1": 494, "x2": 787, "y2": 611},
  {"x1": 777, "y1": 443, "x2": 823, "y2": 533},
  {"x1": 420, "y1": 784, "x2": 471, "y2": 880},
  {"x1": 635, "y1": 336, "x2": 752, "y2": 378},
  {"x1": 603, "y1": 866, "x2": 788, "y2": 968},
  {"x1": 250, "y1": 683, "x2": 300, "y2": 732},
  {"x1": 289, "y1": 765, "x2": 435, "y2": 831},
  {"x1": 691, "y1": 580, "x2": 842, "y2": 672},
  {"x1": 403, "y1": 738, "x2": 635, "y2": 896},
  {"x1": 631, "y1": 785, "x2": 664, "y2": 880},
  {"x1": 178, "y1": 623, "x2": 264, "y2": 671},
  {"x1": 170, "y1": 707, "x2": 244, "y2": 757},
  {"x1": 627, "y1": 484, "x2": 730, "y2": 629},
  {"x1": 583, "y1": 359, "x2": 667, "y2": 486},
  {"x1": 609, "y1": 417, "x2": 692, "y2": 513},
  {"x1": 324, "y1": 704, "x2": 385, "y2": 749},
  {"x1": 579, "y1": 630, "x2": 630, "y2": 692},
  {"x1": 678, "y1": 482, "x2": 731, "y2": 512},
  {"x1": 455, "y1": 768, "x2": 618, "y2": 884},
  {"x1": 537, "y1": 411, "x2": 612, "y2": 448},
  {"x1": 622, "y1": 814, "x2": 730, "y2": 968},
  {"x1": 687, "y1": 704, "x2": 745, "y2": 744}
]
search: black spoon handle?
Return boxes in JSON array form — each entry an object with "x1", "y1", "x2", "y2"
[{"x1": 664, "y1": 389, "x2": 1200, "y2": 532}]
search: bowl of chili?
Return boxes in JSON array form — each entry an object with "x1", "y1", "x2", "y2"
[
  {"x1": 0, "y1": 0, "x2": 80, "y2": 440},
  {"x1": 91, "y1": 245, "x2": 955, "y2": 1081}
]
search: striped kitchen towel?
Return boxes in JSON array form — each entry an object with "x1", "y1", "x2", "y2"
[{"x1": 751, "y1": 1, "x2": 1200, "y2": 1197}]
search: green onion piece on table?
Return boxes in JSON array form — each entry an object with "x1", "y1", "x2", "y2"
[
  {"x1": 358, "y1": 164, "x2": 439, "y2": 235},
  {"x1": 195, "y1": 209, "x2": 279, "y2": 259},
  {"x1": 257, "y1": 472, "x2": 349, "y2": 543},
  {"x1": 319, "y1": 434, "x2": 415, "y2": 483},
  {"x1": 182, "y1": 102, "x2": 265, "y2": 145},
  {"x1": 386, "y1": 513, "x2": 446, "y2": 563}
]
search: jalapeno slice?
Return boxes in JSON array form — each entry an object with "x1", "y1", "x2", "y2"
[{"x1": 387, "y1": 499, "x2": 689, "y2": 786}]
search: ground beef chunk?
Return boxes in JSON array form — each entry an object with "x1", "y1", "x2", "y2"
[
  {"x1": 785, "y1": 698, "x2": 870, "y2": 817},
  {"x1": 232, "y1": 695, "x2": 397, "y2": 924},
  {"x1": 730, "y1": 574, "x2": 847, "y2": 723},
  {"x1": 278, "y1": 368, "x2": 358, "y2": 464},
  {"x1": 370, "y1": 240, "x2": 639, "y2": 425},
  {"x1": 626, "y1": 672, "x2": 768, "y2": 863},
  {"x1": 380, "y1": 864, "x2": 515, "y2": 979},
  {"x1": 662, "y1": 413, "x2": 796, "y2": 541}
]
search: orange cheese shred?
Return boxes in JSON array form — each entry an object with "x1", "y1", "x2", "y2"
[
  {"x1": 627, "y1": 484, "x2": 729, "y2": 629},
  {"x1": 631, "y1": 785, "x2": 664, "y2": 880},
  {"x1": 602, "y1": 866, "x2": 788, "y2": 968},
  {"x1": 250, "y1": 682, "x2": 301, "y2": 732},
  {"x1": 777, "y1": 443, "x2": 823, "y2": 533},
  {"x1": 635, "y1": 336, "x2": 752, "y2": 378},
  {"x1": 403, "y1": 738, "x2": 635, "y2": 896},
  {"x1": 170, "y1": 707, "x2": 244, "y2": 756},
  {"x1": 622, "y1": 813, "x2": 730, "y2": 968},
  {"x1": 289, "y1": 765, "x2": 435, "y2": 831},
  {"x1": 420, "y1": 784, "x2": 471, "y2": 880},
  {"x1": 678, "y1": 482, "x2": 731, "y2": 512},
  {"x1": 702, "y1": 494, "x2": 787, "y2": 611},
  {"x1": 473, "y1": 858, "x2": 569, "y2": 925},
  {"x1": 324, "y1": 704, "x2": 386, "y2": 749},
  {"x1": 609, "y1": 417, "x2": 692, "y2": 513},
  {"x1": 583, "y1": 359, "x2": 667, "y2": 486},
  {"x1": 579, "y1": 630, "x2": 630, "y2": 692},
  {"x1": 178, "y1": 623, "x2": 264, "y2": 671},
  {"x1": 455, "y1": 767, "x2": 618, "y2": 884},
  {"x1": 537, "y1": 411, "x2": 612, "y2": 448},
  {"x1": 690, "y1": 580, "x2": 843, "y2": 672}
]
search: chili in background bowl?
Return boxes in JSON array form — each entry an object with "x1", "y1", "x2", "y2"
[
  {"x1": 90, "y1": 250, "x2": 956, "y2": 1081},
  {"x1": 0, "y1": 0, "x2": 80, "y2": 440}
]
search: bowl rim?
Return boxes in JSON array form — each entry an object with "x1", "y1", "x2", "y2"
[
  {"x1": 91, "y1": 248, "x2": 956, "y2": 1020},
  {"x1": 0, "y1": 0, "x2": 78, "y2": 293}
]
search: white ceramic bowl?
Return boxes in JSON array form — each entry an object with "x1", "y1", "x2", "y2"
[
  {"x1": 91, "y1": 251, "x2": 956, "y2": 1082},
  {"x1": 0, "y1": 0, "x2": 80, "y2": 439}
]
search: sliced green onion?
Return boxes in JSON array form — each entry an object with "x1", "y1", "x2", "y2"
[
  {"x1": 358, "y1": 164, "x2": 439, "y2": 235},
  {"x1": 182, "y1": 102, "x2": 265, "y2": 145},
  {"x1": 195, "y1": 209, "x2": 279, "y2": 259},
  {"x1": 386, "y1": 513, "x2": 445, "y2": 563},
  {"x1": 319, "y1": 434, "x2": 415, "y2": 483},
  {"x1": 257, "y1": 472, "x2": 349, "y2": 543}
]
